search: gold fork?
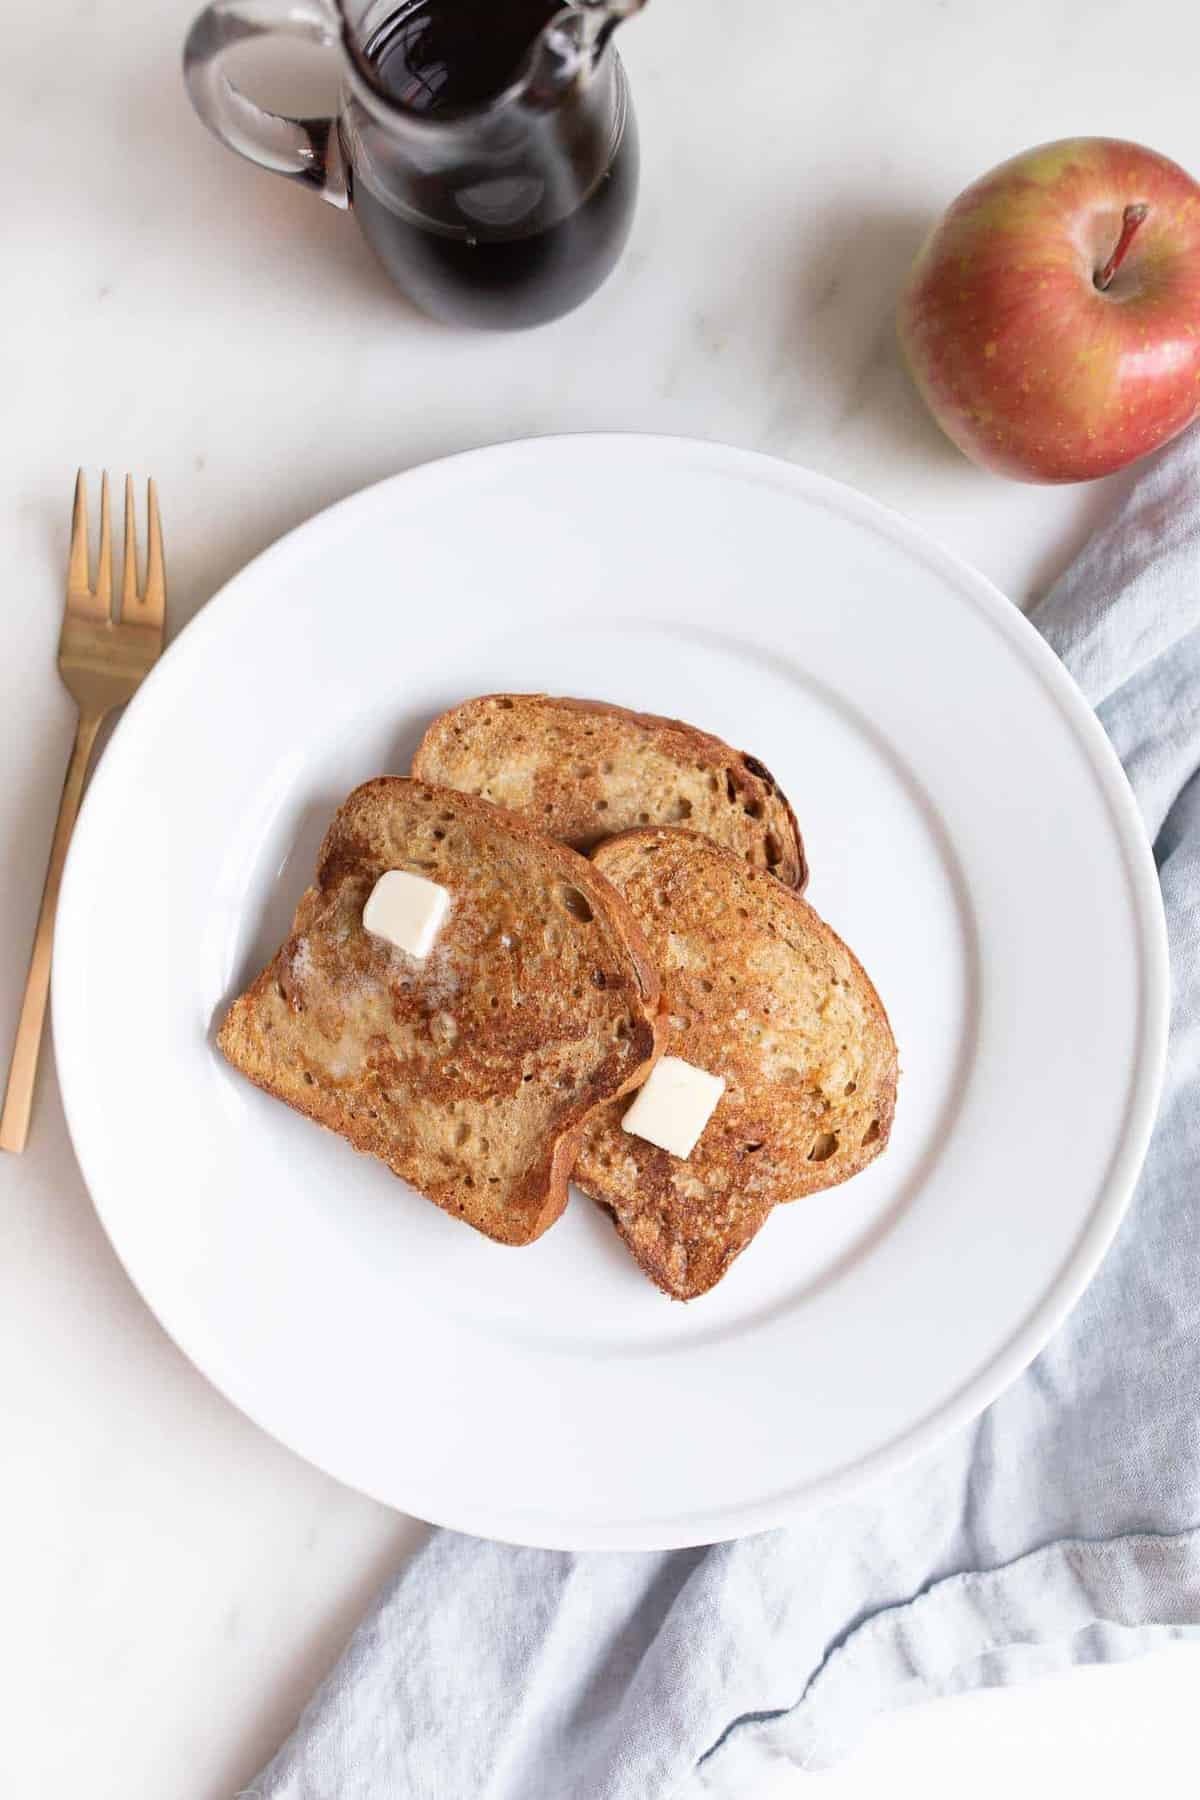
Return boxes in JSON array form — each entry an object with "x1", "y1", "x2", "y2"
[{"x1": 0, "y1": 471, "x2": 165, "y2": 1154}]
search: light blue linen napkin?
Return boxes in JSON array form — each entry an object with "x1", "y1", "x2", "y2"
[{"x1": 254, "y1": 429, "x2": 1200, "y2": 1800}]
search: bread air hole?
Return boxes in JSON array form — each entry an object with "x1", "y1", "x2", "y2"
[
  {"x1": 765, "y1": 832, "x2": 782, "y2": 866},
  {"x1": 743, "y1": 797, "x2": 764, "y2": 820},
  {"x1": 496, "y1": 698, "x2": 514, "y2": 710},
  {"x1": 455, "y1": 1122, "x2": 471, "y2": 1146},
  {"x1": 845, "y1": 1080, "x2": 857, "y2": 1095},
  {"x1": 594, "y1": 799, "x2": 609, "y2": 812},
  {"x1": 808, "y1": 1131, "x2": 839, "y2": 1162},
  {"x1": 862, "y1": 1119, "x2": 881, "y2": 1146},
  {"x1": 556, "y1": 884, "x2": 594, "y2": 923}
]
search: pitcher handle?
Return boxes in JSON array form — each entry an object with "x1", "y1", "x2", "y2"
[{"x1": 183, "y1": 0, "x2": 349, "y2": 208}]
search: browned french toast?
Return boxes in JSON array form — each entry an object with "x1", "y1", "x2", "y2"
[
  {"x1": 574, "y1": 828, "x2": 897, "y2": 1298},
  {"x1": 218, "y1": 779, "x2": 664, "y2": 1246},
  {"x1": 412, "y1": 694, "x2": 808, "y2": 888}
]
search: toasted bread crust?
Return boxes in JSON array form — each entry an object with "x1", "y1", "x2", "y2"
[
  {"x1": 218, "y1": 780, "x2": 665, "y2": 1245},
  {"x1": 412, "y1": 694, "x2": 808, "y2": 889},
  {"x1": 574, "y1": 829, "x2": 898, "y2": 1298}
]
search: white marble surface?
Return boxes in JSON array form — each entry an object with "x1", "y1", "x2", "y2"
[{"x1": 3, "y1": 0, "x2": 1199, "y2": 1793}]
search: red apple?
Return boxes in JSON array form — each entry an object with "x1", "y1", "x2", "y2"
[{"x1": 898, "y1": 137, "x2": 1200, "y2": 483}]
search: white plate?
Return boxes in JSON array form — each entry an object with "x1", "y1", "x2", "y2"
[{"x1": 54, "y1": 436, "x2": 1168, "y2": 1550}]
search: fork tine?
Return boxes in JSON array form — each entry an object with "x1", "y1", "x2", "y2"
[
  {"x1": 95, "y1": 472, "x2": 113, "y2": 617},
  {"x1": 67, "y1": 469, "x2": 90, "y2": 595},
  {"x1": 121, "y1": 474, "x2": 139, "y2": 614},
  {"x1": 142, "y1": 478, "x2": 166, "y2": 629},
  {"x1": 66, "y1": 469, "x2": 110, "y2": 623}
]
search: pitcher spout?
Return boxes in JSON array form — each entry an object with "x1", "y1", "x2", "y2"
[{"x1": 523, "y1": 0, "x2": 647, "y2": 105}]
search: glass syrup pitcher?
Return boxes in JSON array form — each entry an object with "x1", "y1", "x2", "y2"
[{"x1": 184, "y1": 0, "x2": 646, "y2": 330}]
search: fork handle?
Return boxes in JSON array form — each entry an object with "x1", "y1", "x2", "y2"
[{"x1": 0, "y1": 711, "x2": 104, "y2": 1154}]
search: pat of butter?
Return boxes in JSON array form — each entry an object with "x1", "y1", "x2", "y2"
[
  {"x1": 363, "y1": 869, "x2": 451, "y2": 959},
  {"x1": 621, "y1": 1056, "x2": 726, "y2": 1160}
]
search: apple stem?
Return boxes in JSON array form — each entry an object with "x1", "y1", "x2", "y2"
[{"x1": 1094, "y1": 203, "x2": 1150, "y2": 291}]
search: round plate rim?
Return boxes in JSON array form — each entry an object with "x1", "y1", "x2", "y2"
[{"x1": 52, "y1": 433, "x2": 1171, "y2": 1549}]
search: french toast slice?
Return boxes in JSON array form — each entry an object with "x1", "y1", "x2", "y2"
[
  {"x1": 574, "y1": 829, "x2": 897, "y2": 1299},
  {"x1": 412, "y1": 694, "x2": 808, "y2": 888},
  {"x1": 218, "y1": 779, "x2": 664, "y2": 1246}
]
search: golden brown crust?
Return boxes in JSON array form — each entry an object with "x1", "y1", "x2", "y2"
[
  {"x1": 218, "y1": 779, "x2": 665, "y2": 1246},
  {"x1": 574, "y1": 828, "x2": 898, "y2": 1299},
  {"x1": 411, "y1": 694, "x2": 809, "y2": 889}
]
